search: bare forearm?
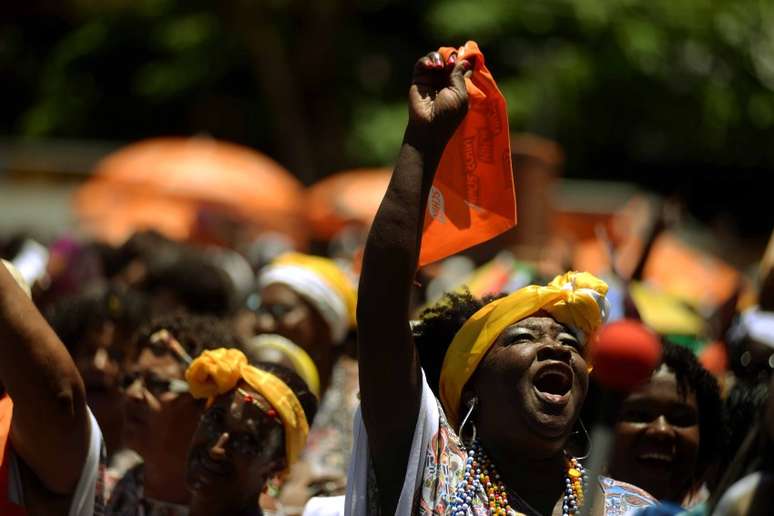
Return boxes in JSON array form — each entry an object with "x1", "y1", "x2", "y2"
[
  {"x1": 356, "y1": 52, "x2": 469, "y2": 513},
  {"x1": 0, "y1": 265, "x2": 88, "y2": 492},
  {"x1": 357, "y1": 132, "x2": 442, "y2": 367},
  {"x1": 357, "y1": 130, "x2": 446, "y2": 411},
  {"x1": 360, "y1": 138, "x2": 440, "y2": 293},
  {"x1": 355, "y1": 129, "x2": 444, "y2": 514}
]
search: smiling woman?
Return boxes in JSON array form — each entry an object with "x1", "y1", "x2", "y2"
[{"x1": 607, "y1": 340, "x2": 722, "y2": 505}]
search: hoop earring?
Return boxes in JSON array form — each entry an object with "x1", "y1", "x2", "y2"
[
  {"x1": 572, "y1": 418, "x2": 592, "y2": 460},
  {"x1": 458, "y1": 397, "x2": 478, "y2": 444}
]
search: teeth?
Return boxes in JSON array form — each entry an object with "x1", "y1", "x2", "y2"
[{"x1": 640, "y1": 453, "x2": 672, "y2": 462}]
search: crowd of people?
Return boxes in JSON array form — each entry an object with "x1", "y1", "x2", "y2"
[{"x1": 1, "y1": 49, "x2": 773, "y2": 516}]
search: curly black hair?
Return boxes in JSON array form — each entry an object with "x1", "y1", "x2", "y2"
[
  {"x1": 659, "y1": 340, "x2": 723, "y2": 479},
  {"x1": 134, "y1": 311, "x2": 243, "y2": 361},
  {"x1": 412, "y1": 289, "x2": 505, "y2": 397},
  {"x1": 719, "y1": 381, "x2": 768, "y2": 466},
  {"x1": 45, "y1": 286, "x2": 149, "y2": 360},
  {"x1": 141, "y1": 252, "x2": 236, "y2": 317}
]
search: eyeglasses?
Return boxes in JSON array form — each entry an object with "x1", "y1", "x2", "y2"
[
  {"x1": 120, "y1": 371, "x2": 189, "y2": 396},
  {"x1": 255, "y1": 302, "x2": 297, "y2": 321}
]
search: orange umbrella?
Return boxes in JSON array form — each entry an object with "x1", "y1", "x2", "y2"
[
  {"x1": 74, "y1": 137, "x2": 306, "y2": 246},
  {"x1": 305, "y1": 168, "x2": 391, "y2": 240}
]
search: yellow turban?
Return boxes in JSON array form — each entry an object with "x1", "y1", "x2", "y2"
[
  {"x1": 185, "y1": 348, "x2": 310, "y2": 467},
  {"x1": 439, "y1": 271, "x2": 609, "y2": 428},
  {"x1": 259, "y1": 253, "x2": 357, "y2": 343},
  {"x1": 249, "y1": 334, "x2": 321, "y2": 398}
]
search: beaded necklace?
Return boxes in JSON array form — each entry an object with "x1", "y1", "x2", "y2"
[{"x1": 448, "y1": 440, "x2": 587, "y2": 516}]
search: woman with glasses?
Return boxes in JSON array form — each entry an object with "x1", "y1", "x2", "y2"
[
  {"x1": 183, "y1": 348, "x2": 317, "y2": 516},
  {"x1": 254, "y1": 254, "x2": 359, "y2": 507},
  {"x1": 106, "y1": 312, "x2": 241, "y2": 516},
  {"x1": 255, "y1": 253, "x2": 356, "y2": 396}
]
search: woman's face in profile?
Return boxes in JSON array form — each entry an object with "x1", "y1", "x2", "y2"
[{"x1": 471, "y1": 314, "x2": 589, "y2": 456}]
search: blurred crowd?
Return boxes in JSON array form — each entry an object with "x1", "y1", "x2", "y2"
[{"x1": 1, "y1": 51, "x2": 774, "y2": 516}]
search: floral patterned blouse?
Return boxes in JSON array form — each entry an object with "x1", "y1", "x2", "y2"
[{"x1": 345, "y1": 373, "x2": 657, "y2": 516}]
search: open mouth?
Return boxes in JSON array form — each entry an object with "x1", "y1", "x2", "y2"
[
  {"x1": 637, "y1": 451, "x2": 674, "y2": 467},
  {"x1": 532, "y1": 362, "x2": 573, "y2": 405}
]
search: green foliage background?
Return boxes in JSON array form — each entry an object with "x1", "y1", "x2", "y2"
[{"x1": 1, "y1": 0, "x2": 772, "y2": 233}]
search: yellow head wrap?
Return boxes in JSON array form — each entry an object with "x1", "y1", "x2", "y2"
[
  {"x1": 185, "y1": 348, "x2": 310, "y2": 467},
  {"x1": 438, "y1": 271, "x2": 609, "y2": 428},
  {"x1": 249, "y1": 334, "x2": 321, "y2": 398},
  {"x1": 259, "y1": 253, "x2": 357, "y2": 343}
]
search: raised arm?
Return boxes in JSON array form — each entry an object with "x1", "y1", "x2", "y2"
[
  {"x1": 357, "y1": 51, "x2": 469, "y2": 513},
  {"x1": 0, "y1": 263, "x2": 90, "y2": 495}
]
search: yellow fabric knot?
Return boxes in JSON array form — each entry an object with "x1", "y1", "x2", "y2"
[
  {"x1": 186, "y1": 348, "x2": 247, "y2": 400},
  {"x1": 543, "y1": 271, "x2": 609, "y2": 338},
  {"x1": 250, "y1": 334, "x2": 321, "y2": 398},
  {"x1": 439, "y1": 271, "x2": 609, "y2": 428},
  {"x1": 185, "y1": 348, "x2": 310, "y2": 467}
]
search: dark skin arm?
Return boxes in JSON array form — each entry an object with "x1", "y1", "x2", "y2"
[
  {"x1": 357, "y1": 51, "x2": 470, "y2": 514},
  {"x1": 0, "y1": 264, "x2": 90, "y2": 495}
]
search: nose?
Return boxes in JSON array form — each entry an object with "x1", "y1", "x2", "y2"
[
  {"x1": 124, "y1": 377, "x2": 146, "y2": 402},
  {"x1": 93, "y1": 348, "x2": 109, "y2": 372},
  {"x1": 209, "y1": 432, "x2": 230, "y2": 461},
  {"x1": 255, "y1": 313, "x2": 276, "y2": 334},
  {"x1": 536, "y1": 342, "x2": 573, "y2": 364},
  {"x1": 644, "y1": 415, "x2": 676, "y2": 441}
]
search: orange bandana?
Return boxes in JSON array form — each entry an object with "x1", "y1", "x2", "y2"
[{"x1": 419, "y1": 41, "x2": 516, "y2": 266}]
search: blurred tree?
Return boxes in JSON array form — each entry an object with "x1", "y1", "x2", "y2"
[{"x1": 0, "y1": 0, "x2": 772, "y2": 234}]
